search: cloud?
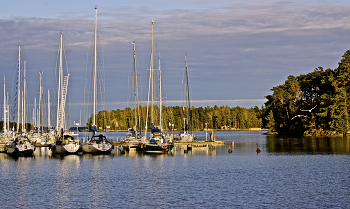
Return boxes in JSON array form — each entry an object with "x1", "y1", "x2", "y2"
[{"x1": 1, "y1": 1, "x2": 350, "y2": 123}]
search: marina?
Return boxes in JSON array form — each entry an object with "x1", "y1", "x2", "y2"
[{"x1": 0, "y1": 2, "x2": 350, "y2": 208}]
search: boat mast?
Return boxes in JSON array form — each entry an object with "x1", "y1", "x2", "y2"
[
  {"x1": 56, "y1": 32, "x2": 63, "y2": 132},
  {"x1": 184, "y1": 55, "x2": 190, "y2": 133},
  {"x1": 3, "y1": 76, "x2": 6, "y2": 133},
  {"x1": 151, "y1": 20, "x2": 154, "y2": 125},
  {"x1": 93, "y1": 6, "x2": 98, "y2": 128},
  {"x1": 48, "y1": 89, "x2": 50, "y2": 129},
  {"x1": 22, "y1": 60, "x2": 26, "y2": 133},
  {"x1": 39, "y1": 71, "x2": 43, "y2": 134},
  {"x1": 33, "y1": 97, "x2": 36, "y2": 129},
  {"x1": 21, "y1": 92, "x2": 24, "y2": 133},
  {"x1": 6, "y1": 92, "x2": 9, "y2": 132},
  {"x1": 159, "y1": 57, "x2": 162, "y2": 132},
  {"x1": 17, "y1": 43, "x2": 21, "y2": 133},
  {"x1": 133, "y1": 41, "x2": 138, "y2": 134}
]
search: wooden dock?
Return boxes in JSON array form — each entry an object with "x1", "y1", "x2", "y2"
[{"x1": 111, "y1": 140, "x2": 225, "y2": 147}]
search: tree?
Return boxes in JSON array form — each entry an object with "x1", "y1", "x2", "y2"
[{"x1": 265, "y1": 110, "x2": 275, "y2": 131}]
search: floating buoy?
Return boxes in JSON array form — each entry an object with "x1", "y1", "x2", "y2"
[
  {"x1": 228, "y1": 149, "x2": 232, "y2": 153},
  {"x1": 256, "y1": 147, "x2": 261, "y2": 153}
]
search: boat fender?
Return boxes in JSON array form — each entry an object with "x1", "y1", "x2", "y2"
[
  {"x1": 48, "y1": 144, "x2": 51, "y2": 150},
  {"x1": 112, "y1": 145, "x2": 114, "y2": 149},
  {"x1": 52, "y1": 145, "x2": 56, "y2": 151}
]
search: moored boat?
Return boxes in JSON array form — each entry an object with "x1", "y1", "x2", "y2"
[
  {"x1": 82, "y1": 134, "x2": 112, "y2": 154},
  {"x1": 143, "y1": 130, "x2": 173, "y2": 154},
  {"x1": 7, "y1": 136, "x2": 35, "y2": 156},
  {"x1": 81, "y1": 7, "x2": 112, "y2": 154},
  {"x1": 49, "y1": 134, "x2": 81, "y2": 154},
  {"x1": 173, "y1": 55, "x2": 195, "y2": 142},
  {"x1": 142, "y1": 21, "x2": 173, "y2": 154}
]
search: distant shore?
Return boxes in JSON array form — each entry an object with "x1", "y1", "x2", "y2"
[{"x1": 79, "y1": 128, "x2": 267, "y2": 132}]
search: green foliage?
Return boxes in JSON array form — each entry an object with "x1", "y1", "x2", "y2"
[
  {"x1": 264, "y1": 50, "x2": 350, "y2": 135},
  {"x1": 265, "y1": 110, "x2": 275, "y2": 131},
  {"x1": 86, "y1": 105, "x2": 263, "y2": 131}
]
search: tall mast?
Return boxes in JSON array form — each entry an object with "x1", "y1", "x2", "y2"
[
  {"x1": 185, "y1": 55, "x2": 190, "y2": 133},
  {"x1": 3, "y1": 76, "x2": 6, "y2": 133},
  {"x1": 6, "y1": 92, "x2": 9, "y2": 132},
  {"x1": 151, "y1": 20, "x2": 154, "y2": 125},
  {"x1": 133, "y1": 42, "x2": 138, "y2": 133},
  {"x1": 57, "y1": 31, "x2": 63, "y2": 132},
  {"x1": 34, "y1": 97, "x2": 36, "y2": 129},
  {"x1": 23, "y1": 60, "x2": 26, "y2": 133},
  {"x1": 39, "y1": 71, "x2": 43, "y2": 134},
  {"x1": 159, "y1": 57, "x2": 162, "y2": 132},
  {"x1": 17, "y1": 43, "x2": 21, "y2": 133},
  {"x1": 21, "y1": 92, "x2": 24, "y2": 133},
  {"x1": 48, "y1": 89, "x2": 50, "y2": 129},
  {"x1": 93, "y1": 6, "x2": 98, "y2": 127}
]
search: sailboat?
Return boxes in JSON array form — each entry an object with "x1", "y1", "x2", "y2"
[
  {"x1": 81, "y1": 7, "x2": 112, "y2": 154},
  {"x1": 174, "y1": 55, "x2": 195, "y2": 142},
  {"x1": 7, "y1": 44, "x2": 35, "y2": 156},
  {"x1": 142, "y1": 21, "x2": 173, "y2": 153},
  {"x1": 0, "y1": 76, "x2": 12, "y2": 152},
  {"x1": 49, "y1": 31, "x2": 80, "y2": 155},
  {"x1": 7, "y1": 135, "x2": 35, "y2": 156},
  {"x1": 124, "y1": 42, "x2": 142, "y2": 145}
]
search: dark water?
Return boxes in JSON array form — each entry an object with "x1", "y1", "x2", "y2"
[{"x1": 1, "y1": 131, "x2": 349, "y2": 208}]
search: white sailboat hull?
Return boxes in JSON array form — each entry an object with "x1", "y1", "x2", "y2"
[
  {"x1": 7, "y1": 142, "x2": 35, "y2": 156},
  {"x1": 51, "y1": 143, "x2": 80, "y2": 154},
  {"x1": 82, "y1": 142, "x2": 112, "y2": 153}
]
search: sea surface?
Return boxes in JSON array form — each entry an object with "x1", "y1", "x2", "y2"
[{"x1": 0, "y1": 131, "x2": 349, "y2": 208}]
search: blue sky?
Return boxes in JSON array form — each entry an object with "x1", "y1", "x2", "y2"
[{"x1": 1, "y1": 0, "x2": 350, "y2": 127}]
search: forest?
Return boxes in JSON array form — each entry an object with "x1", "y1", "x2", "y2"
[
  {"x1": 87, "y1": 105, "x2": 263, "y2": 132},
  {"x1": 263, "y1": 50, "x2": 350, "y2": 136}
]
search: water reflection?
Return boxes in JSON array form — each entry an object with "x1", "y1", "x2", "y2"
[
  {"x1": 172, "y1": 144, "x2": 217, "y2": 155},
  {"x1": 34, "y1": 146, "x2": 52, "y2": 157},
  {"x1": 266, "y1": 136, "x2": 350, "y2": 154}
]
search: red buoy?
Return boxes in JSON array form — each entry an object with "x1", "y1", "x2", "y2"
[{"x1": 256, "y1": 147, "x2": 261, "y2": 153}]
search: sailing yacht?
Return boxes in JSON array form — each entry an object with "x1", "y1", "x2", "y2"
[
  {"x1": 7, "y1": 135, "x2": 35, "y2": 156},
  {"x1": 142, "y1": 21, "x2": 173, "y2": 153},
  {"x1": 124, "y1": 42, "x2": 142, "y2": 146},
  {"x1": 50, "y1": 31, "x2": 80, "y2": 155},
  {"x1": 6, "y1": 44, "x2": 35, "y2": 156},
  {"x1": 174, "y1": 55, "x2": 195, "y2": 142},
  {"x1": 81, "y1": 7, "x2": 112, "y2": 154},
  {"x1": 0, "y1": 76, "x2": 12, "y2": 152}
]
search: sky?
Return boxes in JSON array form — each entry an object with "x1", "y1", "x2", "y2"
[{"x1": 1, "y1": 0, "x2": 350, "y2": 127}]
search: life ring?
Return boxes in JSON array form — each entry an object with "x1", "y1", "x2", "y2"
[{"x1": 161, "y1": 144, "x2": 167, "y2": 149}]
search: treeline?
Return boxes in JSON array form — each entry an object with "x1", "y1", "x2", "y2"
[
  {"x1": 263, "y1": 50, "x2": 350, "y2": 136},
  {"x1": 87, "y1": 105, "x2": 263, "y2": 131}
]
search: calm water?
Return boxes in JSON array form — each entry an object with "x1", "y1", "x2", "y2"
[{"x1": 1, "y1": 131, "x2": 349, "y2": 208}]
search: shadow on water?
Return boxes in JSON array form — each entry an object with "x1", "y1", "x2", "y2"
[{"x1": 266, "y1": 135, "x2": 350, "y2": 154}]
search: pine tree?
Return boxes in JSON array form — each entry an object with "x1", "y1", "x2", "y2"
[{"x1": 265, "y1": 110, "x2": 275, "y2": 131}]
